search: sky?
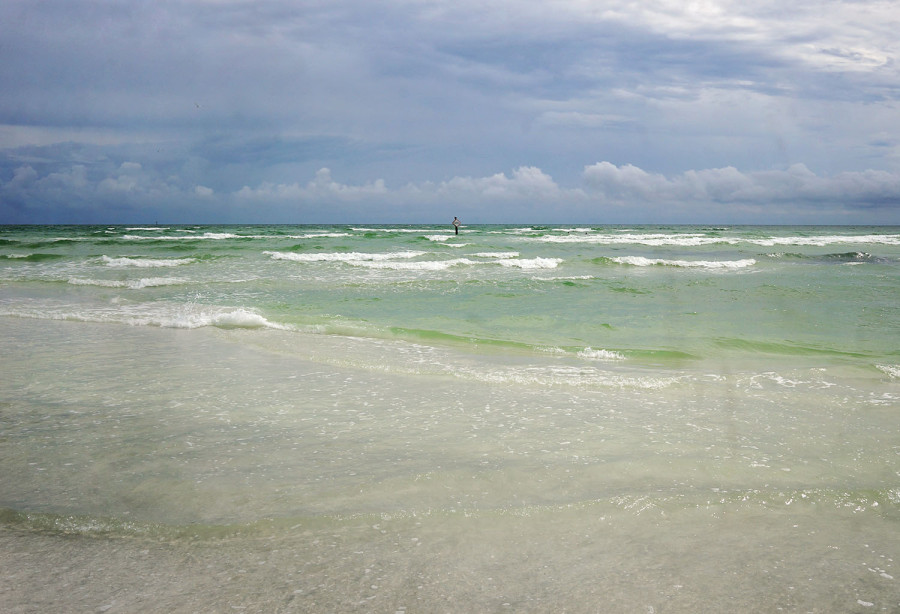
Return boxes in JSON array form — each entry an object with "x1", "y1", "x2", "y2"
[{"x1": 1, "y1": 0, "x2": 899, "y2": 225}]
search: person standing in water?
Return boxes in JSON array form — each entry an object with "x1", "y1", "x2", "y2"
[{"x1": 453, "y1": 217, "x2": 460, "y2": 235}]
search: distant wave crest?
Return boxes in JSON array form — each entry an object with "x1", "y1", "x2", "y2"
[
  {"x1": 100, "y1": 255, "x2": 195, "y2": 268},
  {"x1": 610, "y1": 256, "x2": 756, "y2": 270}
]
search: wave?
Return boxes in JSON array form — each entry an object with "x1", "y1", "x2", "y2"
[
  {"x1": 496, "y1": 257, "x2": 563, "y2": 269},
  {"x1": 609, "y1": 256, "x2": 756, "y2": 270},
  {"x1": 100, "y1": 255, "x2": 196, "y2": 268},
  {"x1": 350, "y1": 257, "x2": 562, "y2": 271},
  {"x1": 748, "y1": 234, "x2": 900, "y2": 247},
  {"x1": 286, "y1": 233, "x2": 352, "y2": 239},
  {"x1": 472, "y1": 252, "x2": 520, "y2": 258},
  {"x1": 265, "y1": 251, "x2": 562, "y2": 271},
  {"x1": 349, "y1": 227, "x2": 436, "y2": 233},
  {"x1": 21, "y1": 238, "x2": 83, "y2": 247},
  {"x1": 3, "y1": 484, "x2": 896, "y2": 541},
  {"x1": 766, "y1": 251, "x2": 883, "y2": 264},
  {"x1": 0, "y1": 301, "x2": 288, "y2": 331},
  {"x1": 577, "y1": 347, "x2": 626, "y2": 361},
  {"x1": 877, "y1": 364, "x2": 900, "y2": 378},
  {"x1": 714, "y1": 337, "x2": 869, "y2": 358},
  {"x1": 349, "y1": 258, "x2": 477, "y2": 271},
  {"x1": 67, "y1": 277, "x2": 187, "y2": 289},
  {"x1": 122, "y1": 232, "x2": 249, "y2": 241},
  {"x1": 533, "y1": 231, "x2": 900, "y2": 247},
  {"x1": 264, "y1": 250, "x2": 425, "y2": 262},
  {"x1": 538, "y1": 233, "x2": 725, "y2": 246},
  {"x1": 376, "y1": 327, "x2": 632, "y2": 366},
  {"x1": 3, "y1": 253, "x2": 66, "y2": 262}
]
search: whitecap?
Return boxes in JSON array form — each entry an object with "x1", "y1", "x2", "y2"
[
  {"x1": 68, "y1": 277, "x2": 186, "y2": 289},
  {"x1": 496, "y1": 257, "x2": 563, "y2": 269},
  {"x1": 122, "y1": 232, "x2": 244, "y2": 240},
  {"x1": 350, "y1": 227, "x2": 434, "y2": 233},
  {"x1": 539, "y1": 233, "x2": 728, "y2": 247},
  {"x1": 610, "y1": 256, "x2": 756, "y2": 270},
  {"x1": 100, "y1": 256, "x2": 195, "y2": 268},
  {"x1": 348, "y1": 258, "x2": 476, "y2": 271},
  {"x1": 876, "y1": 364, "x2": 900, "y2": 379},
  {"x1": 264, "y1": 250, "x2": 425, "y2": 262},
  {"x1": 749, "y1": 234, "x2": 900, "y2": 247},
  {"x1": 473, "y1": 252, "x2": 520, "y2": 259},
  {"x1": 578, "y1": 347, "x2": 626, "y2": 361}
]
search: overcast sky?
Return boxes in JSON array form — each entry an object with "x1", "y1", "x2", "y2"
[{"x1": 2, "y1": 0, "x2": 899, "y2": 224}]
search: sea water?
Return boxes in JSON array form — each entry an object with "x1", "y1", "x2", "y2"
[{"x1": 0, "y1": 224, "x2": 898, "y2": 612}]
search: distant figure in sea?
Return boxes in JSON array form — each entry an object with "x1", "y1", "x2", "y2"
[{"x1": 453, "y1": 217, "x2": 460, "y2": 235}]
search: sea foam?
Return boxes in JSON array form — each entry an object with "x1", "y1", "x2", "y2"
[
  {"x1": 610, "y1": 256, "x2": 756, "y2": 270},
  {"x1": 1, "y1": 300, "x2": 288, "y2": 331},
  {"x1": 578, "y1": 347, "x2": 626, "y2": 361},
  {"x1": 100, "y1": 256, "x2": 195, "y2": 268},
  {"x1": 877, "y1": 364, "x2": 900, "y2": 379},
  {"x1": 349, "y1": 258, "x2": 476, "y2": 271},
  {"x1": 264, "y1": 250, "x2": 425, "y2": 262},
  {"x1": 539, "y1": 233, "x2": 726, "y2": 246},
  {"x1": 496, "y1": 257, "x2": 563, "y2": 269},
  {"x1": 68, "y1": 277, "x2": 186, "y2": 289}
]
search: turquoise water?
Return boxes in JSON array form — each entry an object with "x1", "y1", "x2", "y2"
[
  {"x1": 2, "y1": 224, "x2": 897, "y2": 366},
  {"x1": 1, "y1": 225, "x2": 899, "y2": 612}
]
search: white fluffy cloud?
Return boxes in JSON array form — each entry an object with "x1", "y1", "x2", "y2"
[{"x1": 582, "y1": 161, "x2": 900, "y2": 208}]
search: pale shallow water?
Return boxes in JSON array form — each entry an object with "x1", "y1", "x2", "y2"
[{"x1": 1, "y1": 225, "x2": 899, "y2": 612}]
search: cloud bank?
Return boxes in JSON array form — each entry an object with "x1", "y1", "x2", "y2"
[{"x1": 3, "y1": 158, "x2": 897, "y2": 224}]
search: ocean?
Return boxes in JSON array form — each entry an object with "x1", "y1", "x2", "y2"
[{"x1": 1, "y1": 224, "x2": 898, "y2": 612}]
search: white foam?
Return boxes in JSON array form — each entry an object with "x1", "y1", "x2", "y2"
[
  {"x1": 100, "y1": 256, "x2": 195, "y2": 268},
  {"x1": 578, "y1": 347, "x2": 626, "y2": 361},
  {"x1": 122, "y1": 232, "x2": 244, "y2": 240},
  {"x1": 536, "y1": 232, "x2": 900, "y2": 247},
  {"x1": 539, "y1": 233, "x2": 726, "y2": 246},
  {"x1": 0, "y1": 300, "x2": 288, "y2": 331},
  {"x1": 350, "y1": 227, "x2": 434, "y2": 233},
  {"x1": 264, "y1": 250, "x2": 425, "y2": 262},
  {"x1": 876, "y1": 364, "x2": 900, "y2": 379},
  {"x1": 68, "y1": 277, "x2": 186, "y2": 289},
  {"x1": 749, "y1": 234, "x2": 900, "y2": 247},
  {"x1": 496, "y1": 257, "x2": 563, "y2": 269},
  {"x1": 286, "y1": 233, "x2": 352, "y2": 239},
  {"x1": 611, "y1": 256, "x2": 756, "y2": 270},
  {"x1": 348, "y1": 258, "x2": 476, "y2": 271},
  {"x1": 425, "y1": 235, "x2": 452, "y2": 242},
  {"x1": 123, "y1": 306, "x2": 287, "y2": 330},
  {"x1": 473, "y1": 252, "x2": 520, "y2": 259}
]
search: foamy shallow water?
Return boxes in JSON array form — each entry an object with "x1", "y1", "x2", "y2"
[{"x1": 2, "y1": 317, "x2": 899, "y2": 612}]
